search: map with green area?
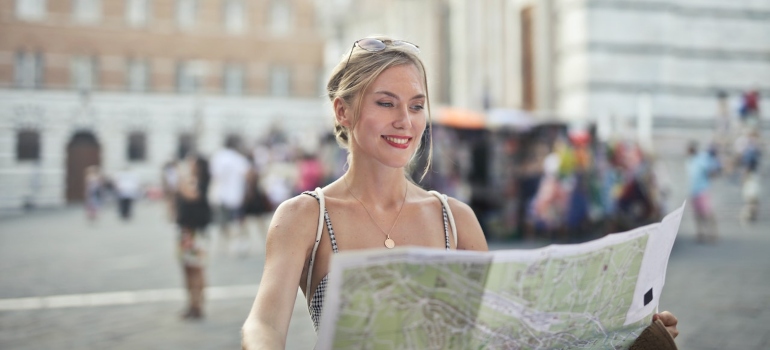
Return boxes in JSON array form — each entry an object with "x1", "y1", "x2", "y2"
[{"x1": 316, "y1": 204, "x2": 684, "y2": 350}]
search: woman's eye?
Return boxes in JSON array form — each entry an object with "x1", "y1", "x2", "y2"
[
  {"x1": 377, "y1": 102, "x2": 394, "y2": 107},
  {"x1": 411, "y1": 105, "x2": 424, "y2": 111}
]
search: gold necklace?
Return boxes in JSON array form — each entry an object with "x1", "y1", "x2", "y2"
[{"x1": 344, "y1": 176, "x2": 408, "y2": 249}]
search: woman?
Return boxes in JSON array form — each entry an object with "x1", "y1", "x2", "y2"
[
  {"x1": 175, "y1": 155, "x2": 211, "y2": 319},
  {"x1": 242, "y1": 36, "x2": 678, "y2": 348},
  {"x1": 83, "y1": 165, "x2": 103, "y2": 222}
]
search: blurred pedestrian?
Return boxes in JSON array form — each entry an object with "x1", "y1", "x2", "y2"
[
  {"x1": 84, "y1": 165, "x2": 104, "y2": 222},
  {"x1": 112, "y1": 166, "x2": 141, "y2": 221},
  {"x1": 686, "y1": 141, "x2": 721, "y2": 243},
  {"x1": 529, "y1": 148, "x2": 567, "y2": 239},
  {"x1": 209, "y1": 137, "x2": 250, "y2": 255},
  {"x1": 739, "y1": 88, "x2": 760, "y2": 130},
  {"x1": 741, "y1": 159, "x2": 761, "y2": 224},
  {"x1": 175, "y1": 155, "x2": 212, "y2": 319},
  {"x1": 296, "y1": 152, "x2": 324, "y2": 193},
  {"x1": 739, "y1": 131, "x2": 762, "y2": 223}
]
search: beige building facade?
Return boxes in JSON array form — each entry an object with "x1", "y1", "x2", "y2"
[
  {"x1": 321, "y1": 0, "x2": 769, "y2": 127},
  {"x1": 552, "y1": 0, "x2": 770, "y2": 125},
  {"x1": 317, "y1": 0, "x2": 556, "y2": 113},
  {"x1": 0, "y1": 0, "x2": 327, "y2": 212}
]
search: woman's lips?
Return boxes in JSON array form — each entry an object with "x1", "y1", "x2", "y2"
[{"x1": 382, "y1": 135, "x2": 411, "y2": 149}]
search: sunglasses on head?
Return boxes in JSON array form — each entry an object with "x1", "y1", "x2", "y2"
[{"x1": 344, "y1": 38, "x2": 420, "y2": 70}]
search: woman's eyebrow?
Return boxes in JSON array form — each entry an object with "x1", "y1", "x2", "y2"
[
  {"x1": 374, "y1": 91, "x2": 399, "y2": 100},
  {"x1": 374, "y1": 91, "x2": 425, "y2": 100}
]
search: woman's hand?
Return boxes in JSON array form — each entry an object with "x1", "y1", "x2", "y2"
[{"x1": 653, "y1": 311, "x2": 679, "y2": 339}]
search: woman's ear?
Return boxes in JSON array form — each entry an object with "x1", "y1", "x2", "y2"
[{"x1": 334, "y1": 97, "x2": 351, "y2": 127}]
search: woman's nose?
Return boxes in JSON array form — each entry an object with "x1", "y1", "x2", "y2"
[{"x1": 393, "y1": 106, "x2": 412, "y2": 129}]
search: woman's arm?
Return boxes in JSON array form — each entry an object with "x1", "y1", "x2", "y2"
[
  {"x1": 242, "y1": 195, "x2": 318, "y2": 349},
  {"x1": 446, "y1": 197, "x2": 489, "y2": 251}
]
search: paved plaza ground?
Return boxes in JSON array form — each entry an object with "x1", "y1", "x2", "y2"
[{"x1": 1, "y1": 143, "x2": 768, "y2": 349}]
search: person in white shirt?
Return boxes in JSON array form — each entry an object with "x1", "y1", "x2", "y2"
[
  {"x1": 209, "y1": 138, "x2": 251, "y2": 254},
  {"x1": 113, "y1": 166, "x2": 141, "y2": 221}
]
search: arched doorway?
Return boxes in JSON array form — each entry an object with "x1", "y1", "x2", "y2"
[{"x1": 66, "y1": 131, "x2": 101, "y2": 202}]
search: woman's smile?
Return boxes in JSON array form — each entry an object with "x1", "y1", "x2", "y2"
[{"x1": 382, "y1": 135, "x2": 411, "y2": 149}]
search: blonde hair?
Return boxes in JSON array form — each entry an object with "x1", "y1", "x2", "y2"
[{"x1": 326, "y1": 35, "x2": 433, "y2": 181}]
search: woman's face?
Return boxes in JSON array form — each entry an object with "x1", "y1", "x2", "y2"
[{"x1": 349, "y1": 64, "x2": 427, "y2": 169}]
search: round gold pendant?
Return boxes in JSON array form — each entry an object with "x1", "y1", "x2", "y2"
[{"x1": 384, "y1": 237, "x2": 396, "y2": 249}]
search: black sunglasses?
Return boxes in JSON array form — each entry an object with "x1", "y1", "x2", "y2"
[{"x1": 344, "y1": 38, "x2": 420, "y2": 70}]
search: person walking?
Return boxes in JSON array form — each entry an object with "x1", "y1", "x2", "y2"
[
  {"x1": 739, "y1": 88, "x2": 761, "y2": 131},
  {"x1": 175, "y1": 155, "x2": 212, "y2": 319},
  {"x1": 83, "y1": 165, "x2": 104, "y2": 222},
  {"x1": 686, "y1": 141, "x2": 721, "y2": 243},
  {"x1": 209, "y1": 138, "x2": 251, "y2": 255},
  {"x1": 112, "y1": 166, "x2": 141, "y2": 221},
  {"x1": 240, "y1": 35, "x2": 679, "y2": 348},
  {"x1": 739, "y1": 131, "x2": 762, "y2": 223}
]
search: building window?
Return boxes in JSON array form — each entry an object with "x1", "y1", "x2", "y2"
[
  {"x1": 16, "y1": 130, "x2": 41, "y2": 161},
  {"x1": 270, "y1": 65, "x2": 290, "y2": 97},
  {"x1": 126, "y1": 0, "x2": 151, "y2": 26},
  {"x1": 223, "y1": 0, "x2": 245, "y2": 33},
  {"x1": 71, "y1": 55, "x2": 98, "y2": 91},
  {"x1": 176, "y1": 0, "x2": 198, "y2": 29},
  {"x1": 73, "y1": 0, "x2": 102, "y2": 23},
  {"x1": 223, "y1": 64, "x2": 244, "y2": 96},
  {"x1": 269, "y1": 0, "x2": 291, "y2": 35},
  {"x1": 127, "y1": 59, "x2": 150, "y2": 92},
  {"x1": 176, "y1": 60, "x2": 198, "y2": 93},
  {"x1": 127, "y1": 131, "x2": 147, "y2": 161},
  {"x1": 15, "y1": 0, "x2": 46, "y2": 20},
  {"x1": 15, "y1": 51, "x2": 44, "y2": 89}
]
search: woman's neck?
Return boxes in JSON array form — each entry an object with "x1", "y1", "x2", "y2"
[{"x1": 342, "y1": 163, "x2": 410, "y2": 208}]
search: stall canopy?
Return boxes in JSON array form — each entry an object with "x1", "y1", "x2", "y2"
[{"x1": 434, "y1": 107, "x2": 486, "y2": 130}]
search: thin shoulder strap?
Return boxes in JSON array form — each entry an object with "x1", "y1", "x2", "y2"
[
  {"x1": 306, "y1": 187, "x2": 325, "y2": 305},
  {"x1": 428, "y1": 191, "x2": 458, "y2": 248}
]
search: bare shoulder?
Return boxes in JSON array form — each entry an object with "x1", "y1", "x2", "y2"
[
  {"x1": 274, "y1": 192, "x2": 321, "y2": 220},
  {"x1": 445, "y1": 196, "x2": 488, "y2": 251},
  {"x1": 268, "y1": 193, "x2": 322, "y2": 247}
]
